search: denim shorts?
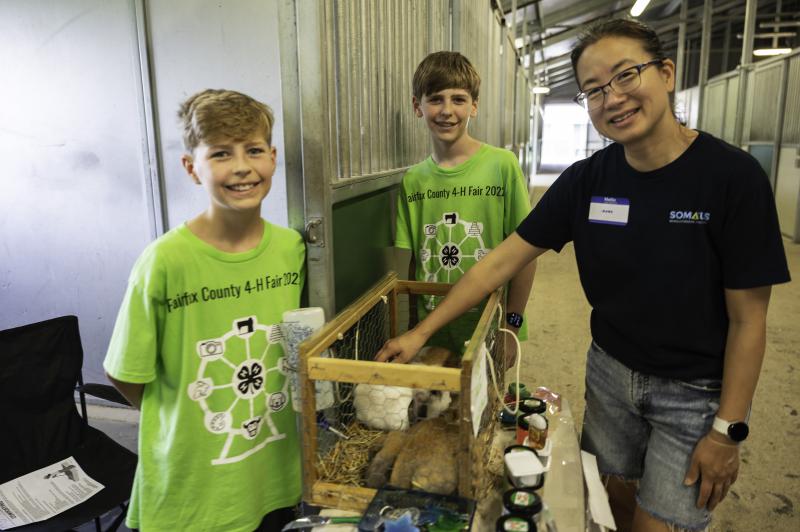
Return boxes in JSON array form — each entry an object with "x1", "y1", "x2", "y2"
[{"x1": 581, "y1": 341, "x2": 721, "y2": 530}]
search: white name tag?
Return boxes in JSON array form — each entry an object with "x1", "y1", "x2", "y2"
[{"x1": 588, "y1": 196, "x2": 629, "y2": 226}]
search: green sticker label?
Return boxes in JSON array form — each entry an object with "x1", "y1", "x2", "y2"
[
  {"x1": 512, "y1": 491, "x2": 533, "y2": 506},
  {"x1": 504, "y1": 517, "x2": 530, "y2": 531}
]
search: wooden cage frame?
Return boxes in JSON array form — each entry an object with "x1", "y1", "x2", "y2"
[{"x1": 298, "y1": 271, "x2": 504, "y2": 511}]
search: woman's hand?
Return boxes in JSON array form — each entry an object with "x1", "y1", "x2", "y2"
[
  {"x1": 683, "y1": 431, "x2": 740, "y2": 511},
  {"x1": 374, "y1": 329, "x2": 428, "y2": 364}
]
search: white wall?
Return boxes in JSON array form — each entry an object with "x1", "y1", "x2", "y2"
[{"x1": 0, "y1": 0, "x2": 288, "y2": 382}]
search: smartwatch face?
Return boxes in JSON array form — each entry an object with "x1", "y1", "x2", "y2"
[
  {"x1": 728, "y1": 422, "x2": 749, "y2": 442},
  {"x1": 506, "y1": 312, "x2": 523, "y2": 328}
]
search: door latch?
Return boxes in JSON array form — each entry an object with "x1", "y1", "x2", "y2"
[{"x1": 305, "y1": 218, "x2": 324, "y2": 246}]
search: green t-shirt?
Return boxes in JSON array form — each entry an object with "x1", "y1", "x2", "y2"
[
  {"x1": 395, "y1": 144, "x2": 531, "y2": 352},
  {"x1": 104, "y1": 221, "x2": 305, "y2": 532}
]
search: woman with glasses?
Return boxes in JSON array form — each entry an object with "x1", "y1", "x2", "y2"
[{"x1": 376, "y1": 18, "x2": 789, "y2": 532}]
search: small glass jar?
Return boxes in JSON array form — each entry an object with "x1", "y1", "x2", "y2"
[
  {"x1": 504, "y1": 382, "x2": 531, "y2": 405},
  {"x1": 527, "y1": 413, "x2": 548, "y2": 451}
]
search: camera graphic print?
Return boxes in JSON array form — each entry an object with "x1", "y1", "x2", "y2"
[
  {"x1": 188, "y1": 315, "x2": 290, "y2": 465},
  {"x1": 420, "y1": 211, "x2": 489, "y2": 310}
]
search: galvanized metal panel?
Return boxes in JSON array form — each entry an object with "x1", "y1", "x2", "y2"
[
  {"x1": 774, "y1": 146, "x2": 800, "y2": 241},
  {"x1": 723, "y1": 76, "x2": 739, "y2": 143},
  {"x1": 782, "y1": 55, "x2": 800, "y2": 145},
  {"x1": 702, "y1": 80, "x2": 727, "y2": 138},
  {"x1": 323, "y1": 0, "x2": 451, "y2": 183},
  {"x1": 748, "y1": 64, "x2": 782, "y2": 143},
  {"x1": 287, "y1": 0, "x2": 533, "y2": 311},
  {"x1": 0, "y1": 0, "x2": 155, "y2": 382}
]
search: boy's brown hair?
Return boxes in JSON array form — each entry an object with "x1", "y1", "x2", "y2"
[
  {"x1": 412, "y1": 51, "x2": 481, "y2": 101},
  {"x1": 178, "y1": 89, "x2": 274, "y2": 152}
]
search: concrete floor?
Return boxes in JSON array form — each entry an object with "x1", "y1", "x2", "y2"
[{"x1": 82, "y1": 185, "x2": 798, "y2": 531}]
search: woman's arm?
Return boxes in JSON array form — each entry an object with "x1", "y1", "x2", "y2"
[
  {"x1": 375, "y1": 233, "x2": 547, "y2": 363},
  {"x1": 684, "y1": 285, "x2": 771, "y2": 510}
]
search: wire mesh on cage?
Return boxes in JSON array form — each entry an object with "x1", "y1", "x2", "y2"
[{"x1": 298, "y1": 272, "x2": 507, "y2": 511}]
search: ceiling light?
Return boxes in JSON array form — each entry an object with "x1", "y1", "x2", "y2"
[
  {"x1": 532, "y1": 86, "x2": 550, "y2": 95},
  {"x1": 753, "y1": 48, "x2": 792, "y2": 56},
  {"x1": 630, "y1": 0, "x2": 652, "y2": 17}
]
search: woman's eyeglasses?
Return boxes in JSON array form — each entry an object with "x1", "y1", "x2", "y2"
[{"x1": 574, "y1": 59, "x2": 664, "y2": 110}]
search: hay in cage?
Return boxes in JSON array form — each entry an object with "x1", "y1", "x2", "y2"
[{"x1": 316, "y1": 423, "x2": 385, "y2": 486}]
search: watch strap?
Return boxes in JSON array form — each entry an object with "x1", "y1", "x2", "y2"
[
  {"x1": 712, "y1": 416, "x2": 733, "y2": 435},
  {"x1": 712, "y1": 415, "x2": 748, "y2": 442}
]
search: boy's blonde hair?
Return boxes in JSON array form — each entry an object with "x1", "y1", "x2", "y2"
[
  {"x1": 178, "y1": 89, "x2": 274, "y2": 152},
  {"x1": 412, "y1": 51, "x2": 481, "y2": 101}
]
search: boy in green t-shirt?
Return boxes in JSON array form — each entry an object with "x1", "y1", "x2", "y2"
[
  {"x1": 104, "y1": 89, "x2": 305, "y2": 532},
  {"x1": 396, "y1": 51, "x2": 536, "y2": 359}
]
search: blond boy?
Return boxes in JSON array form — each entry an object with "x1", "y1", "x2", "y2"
[{"x1": 105, "y1": 90, "x2": 305, "y2": 531}]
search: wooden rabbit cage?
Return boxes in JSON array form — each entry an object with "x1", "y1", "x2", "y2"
[{"x1": 298, "y1": 272, "x2": 508, "y2": 511}]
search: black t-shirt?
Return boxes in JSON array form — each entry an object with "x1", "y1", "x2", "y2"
[{"x1": 517, "y1": 131, "x2": 790, "y2": 379}]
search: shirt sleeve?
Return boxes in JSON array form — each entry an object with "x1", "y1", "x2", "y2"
[
  {"x1": 515, "y1": 161, "x2": 582, "y2": 252},
  {"x1": 395, "y1": 176, "x2": 413, "y2": 250},
  {"x1": 503, "y1": 151, "x2": 533, "y2": 237},
  {"x1": 718, "y1": 161, "x2": 791, "y2": 289},
  {"x1": 103, "y1": 250, "x2": 163, "y2": 384}
]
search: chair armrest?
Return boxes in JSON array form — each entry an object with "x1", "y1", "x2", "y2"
[{"x1": 77, "y1": 383, "x2": 132, "y2": 407}]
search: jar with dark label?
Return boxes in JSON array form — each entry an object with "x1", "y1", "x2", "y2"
[
  {"x1": 503, "y1": 488, "x2": 543, "y2": 516},
  {"x1": 496, "y1": 514, "x2": 537, "y2": 532}
]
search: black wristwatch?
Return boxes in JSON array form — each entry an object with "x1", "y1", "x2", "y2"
[
  {"x1": 712, "y1": 416, "x2": 749, "y2": 442},
  {"x1": 506, "y1": 312, "x2": 523, "y2": 328}
]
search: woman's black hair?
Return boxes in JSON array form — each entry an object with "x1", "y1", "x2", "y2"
[{"x1": 570, "y1": 18, "x2": 667, "y2": 88}]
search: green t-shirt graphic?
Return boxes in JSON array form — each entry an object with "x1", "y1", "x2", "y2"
[
  {"x1": 395, "y1": 144, "x2": 531, "y2": 352},
  {"x1": 104, "y1": 221, "x2": 305, "y2": 532}
]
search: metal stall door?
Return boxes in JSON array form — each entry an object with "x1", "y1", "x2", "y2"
[
  {"x1": 278, "y1": 0, "x2": 451, "y2": 318},
  {"x1": 775, "y1": 52, "x2": 800, "y2": 242},
  {"x1": 278, "y1": 0, "x2": 534, "y2": 316},
  {"x1": 742, "y1": 61, "x2": 784, "y2": 189}
]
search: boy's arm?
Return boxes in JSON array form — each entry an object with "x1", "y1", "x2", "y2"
[{"x1": 105, "y1": 373, "x2": 144, "y2": 410}]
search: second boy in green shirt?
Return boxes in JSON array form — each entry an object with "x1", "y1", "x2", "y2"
[{"x1": 395, "y1": 51, "x2": 536, "y2": 357}]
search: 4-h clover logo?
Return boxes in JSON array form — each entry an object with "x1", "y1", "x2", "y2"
[
  {"x1": 440, "y1": 244, "x2": 460, "y2": 269},
  {"x1": 191, "y1": 317, "x2": 291, "y2": 465},
  {"x1": 234, "y1": 360, "x2": 264, "y2": 398}
]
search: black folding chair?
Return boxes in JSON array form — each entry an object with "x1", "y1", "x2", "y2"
[{"x1": 0, "y1": 315, "x2": 137, "y2": 532}]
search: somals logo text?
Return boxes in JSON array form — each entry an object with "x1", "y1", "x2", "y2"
[{"x1": 669, "y1": 210, "x2": 711, "y2": 224}]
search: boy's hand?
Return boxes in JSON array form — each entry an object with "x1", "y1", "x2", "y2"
[{"x1": 374, "y1": 330, "x2": 427, "y2": 364}]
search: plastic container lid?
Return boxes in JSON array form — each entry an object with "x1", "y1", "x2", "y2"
[
  {"x1": 507, "y1": 382, "x2": 531, "y2": 399},
  {"x1": 528, "y1": 413, "x2": 548, "y2": 430},
  {"x1": 503, "y1": 488, "x2": 543, "y2": 515},
  {"x1": 496, "y1": 514, "x2": 537, "y2": 531},
  {"x1": 519, "y1": 398, "x2": 547, "y2": 415},
  {"x1": 504, "y1": 445, "x2": 544, "y2": 489}
]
